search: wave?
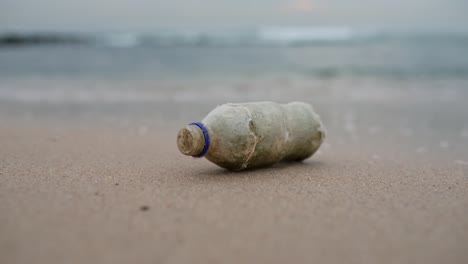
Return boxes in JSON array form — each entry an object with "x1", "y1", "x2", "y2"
[
  {"x1": 258, "y1": 27, "x2": 356, "y2": 43},
  {"x1": 1, "y1": 28, "x2": 467, "y2": 48},
  {"x1": 0, "y1": 32, "x2": 88, "y2": 46}
]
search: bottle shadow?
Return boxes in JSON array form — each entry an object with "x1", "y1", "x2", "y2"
[{"x1": 187, "y1": 160, "x2": 329, "y2": 184}]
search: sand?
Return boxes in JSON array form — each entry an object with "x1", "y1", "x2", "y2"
[{"x1": 1, "y1": 78, "x2": 468, "y2": 264}]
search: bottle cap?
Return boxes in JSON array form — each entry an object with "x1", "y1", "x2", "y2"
[{"x1": 177, "y1": 122, "x2": 210, "y2": 157}]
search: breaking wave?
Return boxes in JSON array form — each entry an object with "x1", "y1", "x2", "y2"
[{"x1": 2, "y1": 27, "x2": 465, "y2": 48}]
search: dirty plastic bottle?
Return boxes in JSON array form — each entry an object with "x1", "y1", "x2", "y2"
[{"x1": 177, "y1": 101, "x2": 325, "y2": 171}]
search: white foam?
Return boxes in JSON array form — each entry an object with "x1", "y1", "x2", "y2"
[
  {"x1": 416, "y1": 147, "x2": 427, "y2": 154},
  {"x1": 461, "y1": 127, "x2": 468, "y2": 139},
  {"x1": 439, "y1": 141, "x2": 449, "y2": 149},
  {"x1": 259, "y1": 27, "x2": 355, "y2": 43},
  {"x1": 454, "y1": 160, "x2": 468, "y2": 165}
]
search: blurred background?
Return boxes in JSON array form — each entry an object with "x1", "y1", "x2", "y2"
[{"x1": 1, "y1": 0, "x2": 468, "y2": 139}]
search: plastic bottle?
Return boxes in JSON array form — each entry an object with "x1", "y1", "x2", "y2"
[{"x1": 177, "y1": 101, "x2": 325, "y2": 171}]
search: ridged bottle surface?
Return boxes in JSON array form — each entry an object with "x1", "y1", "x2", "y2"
[{"x1": 177, "y1": 101, "x2": 325, "y2": 171}]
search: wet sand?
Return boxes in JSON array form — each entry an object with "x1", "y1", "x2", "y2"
[{"x1": 1, "y1": 78, "x2": 468, "y2": 264}]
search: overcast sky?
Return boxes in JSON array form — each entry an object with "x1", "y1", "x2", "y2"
[{"x1": 1, "y1": 0, "x2": 467, "y2": 32}]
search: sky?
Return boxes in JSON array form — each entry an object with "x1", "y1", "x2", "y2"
[{"x1": 1, "y1": 0, "x2": 467, "y2": 32}]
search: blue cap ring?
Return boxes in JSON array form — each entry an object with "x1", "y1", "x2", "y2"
[{"x1": 189, "y1": 122, "x2": 210, "y2": 157}]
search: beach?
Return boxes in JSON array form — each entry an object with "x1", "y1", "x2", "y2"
[{"x1": 1, "y1": 38, "x2": 468, "y2": 263}]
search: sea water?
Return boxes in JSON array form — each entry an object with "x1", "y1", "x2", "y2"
[
  {"x1": 1, "y1": 28, "x2": 468, "y2": 79},
  {"x1": 1, "y1": 27, "x2": 468, "y2": 105}
]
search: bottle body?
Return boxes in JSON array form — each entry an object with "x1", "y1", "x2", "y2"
[{"x1": 177, "y1": 101, "x2": 325, "y2": 171}]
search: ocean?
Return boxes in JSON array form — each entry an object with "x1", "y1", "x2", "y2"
[{"x1": 1, "y1": 28, "x2": 468, "y2": 105}]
